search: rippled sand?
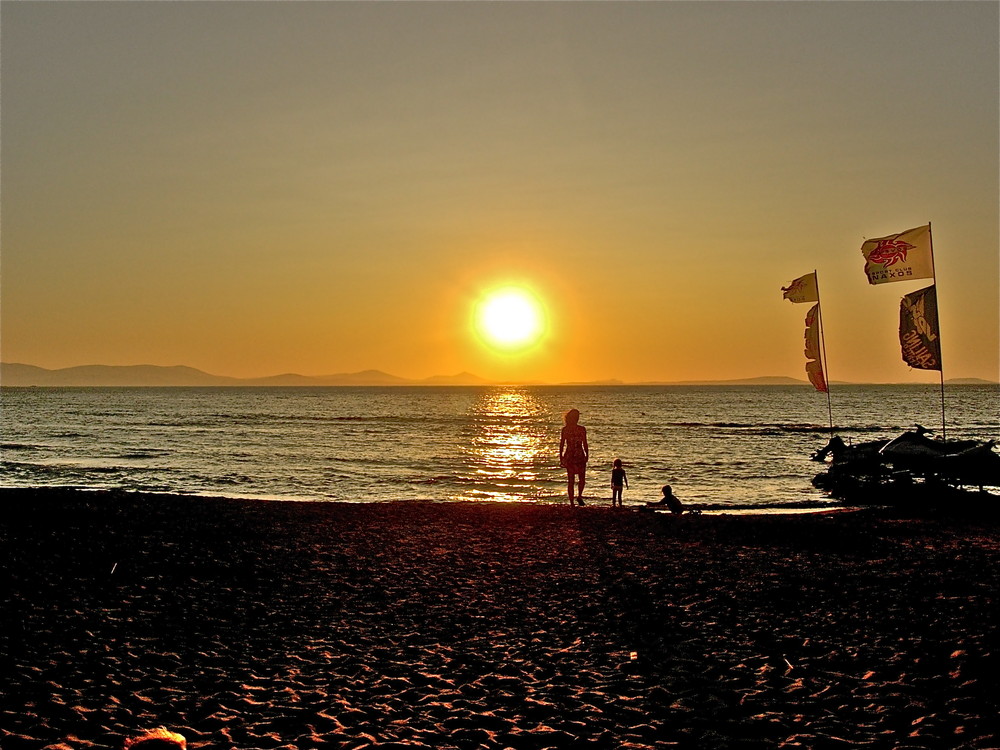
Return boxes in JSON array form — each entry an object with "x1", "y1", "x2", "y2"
[{"x1": 2, "y1": 489, "x2": 999, "y2": 749}]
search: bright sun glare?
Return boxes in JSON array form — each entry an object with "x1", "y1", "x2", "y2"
[{"x1": 475, "y1": 287, "x2": 546, "y2": 353}]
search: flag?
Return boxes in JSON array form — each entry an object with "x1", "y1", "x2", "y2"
[
  {"x1": 802, "y1": 303, "x2": 828, "y2": 392},
  {"x1": 861, "y1": 224, "x2": 933, "y2": 285},
  {"x1": 899, "y1": 285, "x2": 941, "y2": 370},
  {"x1": 784, "y1": 275, "x2": 829, "y2": 394},
  {"x1": 804, "y1": 303, "x2": 821, "y2": 361},
  {"x1": 782, "y1": 272, "x2": 819, "y2": 303},
  {"x1": 805, "y1": 359, "x2": 828, "y2": 393}
]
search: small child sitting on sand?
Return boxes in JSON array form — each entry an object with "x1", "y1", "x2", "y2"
[{"x1": 647, "y1": 484, "x2": 684, "y2": 514}]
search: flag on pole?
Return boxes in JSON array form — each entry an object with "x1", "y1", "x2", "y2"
[
  {"x1": 783, "y1": 274, "x2": 829, "y2": 394},
  {"x1": 803, "y1": 303, "x2": 828, "y2": 392},
  {"x1": 899, "y1": 285, "x2": 942, "y2": 370},
  {"x1": 804, "y1": 303, "x2": 821, "y2": 361},
  {"x1": 861, "y1": 224, "x2": 933, "y2": 285},
  {"x1": 781, "y1": 272, "x2": 819, "y2": 303},
  {"x1": 805, "y1": 359, "x2": 828, "y2": 393}
]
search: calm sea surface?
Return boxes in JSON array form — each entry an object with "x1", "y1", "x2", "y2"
[{"x1": 1, "y1": 385, "x2": 997, "y2": 508}]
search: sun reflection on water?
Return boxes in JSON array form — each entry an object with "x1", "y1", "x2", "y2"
[{"x1": 460, "y1": 389, "x2": 553, "y2": 502}]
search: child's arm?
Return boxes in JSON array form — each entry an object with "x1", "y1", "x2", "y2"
[{"x1": 624, "y1": 470, "x2": 629, "y2": 489}]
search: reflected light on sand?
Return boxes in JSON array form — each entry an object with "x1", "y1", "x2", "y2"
[{"x1": 463, "y1": 389, "x2": 549, "y2": 502}]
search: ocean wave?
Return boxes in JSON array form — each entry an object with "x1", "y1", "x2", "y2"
[
  {"x1": 0, "y1": 461, "x2": 126, "y2": 479},
  {"x1": 411, "y1": 475, "x2": 476, "y2": 485},
  {"x1": 667, "y1": 422, "x2": 901, "y2": 434},
  {"x1": 216, "y1": 474, "x2": 255, "y2": 485}
]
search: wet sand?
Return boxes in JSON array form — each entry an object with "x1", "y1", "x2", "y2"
[{"x1": 2, "y1": 488, "x2": 999, "y2": 750}]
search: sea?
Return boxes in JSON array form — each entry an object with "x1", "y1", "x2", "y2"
[{"x1": 1, "y1": 385, "x2": 997, "y2": 508}]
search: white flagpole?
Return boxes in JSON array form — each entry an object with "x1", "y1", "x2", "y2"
[
  {"x1": 814, "y1": 269, "x2": 834, "y2": 435},
  {"x1": 927, "y1": 222, "x2": 946, "y2": 440}
]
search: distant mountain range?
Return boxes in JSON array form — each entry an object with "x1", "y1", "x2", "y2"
[
  {"x1": 1, "y1": 363, "x2": 995, "y2": 387},
  {"x1": 0, "y1": 363, "x2": 487, "y2": 387}
]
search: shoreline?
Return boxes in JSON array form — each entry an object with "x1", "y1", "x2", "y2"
[
  {"x1": 3, "y1": 487, "x2": 999, "y2": 749},
  {"x1": 0, "y1": 484, "x2": 848, "y2": 512}
]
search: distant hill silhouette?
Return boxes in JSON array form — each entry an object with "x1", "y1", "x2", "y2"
[
  {"x1": 1, "y1": 363, "x2": 241, "y2": 386},
  {"x1": 639, "y1": 376, "x2": 810, "y2": 386},
  {"x1": 2, "y1": 363, "x2": 995, "y2": 387},
  {"x1": 0, "y1": 363, "x2": 488, "y2": 387}
]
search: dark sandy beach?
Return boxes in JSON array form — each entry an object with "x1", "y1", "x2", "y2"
[{"x1": 2, "y1": 489, "x2": 999, "y2": 750}]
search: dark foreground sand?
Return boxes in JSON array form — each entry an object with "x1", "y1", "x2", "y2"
[{"x1": 2, "y1": 489, "x2": 999, "y2": 750}]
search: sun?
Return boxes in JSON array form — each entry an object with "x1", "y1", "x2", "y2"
[{"x1": 474, "y1": 286, "x2": 547, "y2": 353}]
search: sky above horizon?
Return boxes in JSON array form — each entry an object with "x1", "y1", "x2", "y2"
[{"x1": 2, "y1": 1, "x2": 997, "y2": 385}]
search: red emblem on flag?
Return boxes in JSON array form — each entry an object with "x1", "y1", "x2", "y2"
[
  {"x1": 783, "y1": 278, "x2": 804, "y2": 295},
  {"x1": 868, "y1": 239, "x2": 914, "y2": 267}
]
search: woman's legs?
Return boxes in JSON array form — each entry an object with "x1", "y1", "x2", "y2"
[{"x1": 567, "y1": 470, "x2": 586, "y2": 505}]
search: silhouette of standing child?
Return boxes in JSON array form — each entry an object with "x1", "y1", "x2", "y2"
[{"x1": 610, "y1": 458, "x2": 628, "y2": 507}]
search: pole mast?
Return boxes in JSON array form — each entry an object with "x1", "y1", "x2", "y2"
[
  {"x1": 927, "y1": 222, "x2": 946, "y2": 440},
  {"x1": 814, "y1": 269, "x2": 834, "y2": 435}
]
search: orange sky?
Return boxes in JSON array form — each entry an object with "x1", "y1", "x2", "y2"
[{"x1": 2, "y1": 2, "x2": 997, "y2": 383}]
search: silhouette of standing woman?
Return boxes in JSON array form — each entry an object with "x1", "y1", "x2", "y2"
[{"x1": 560, "y1": 408, "x2": 589, "y2": 506}]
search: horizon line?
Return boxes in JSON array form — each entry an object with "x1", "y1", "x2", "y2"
[{"x1": 2, "y1": 362, "x2": 996, "y2": 387}]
